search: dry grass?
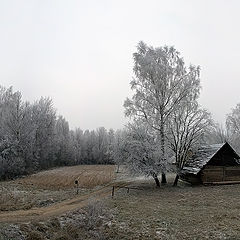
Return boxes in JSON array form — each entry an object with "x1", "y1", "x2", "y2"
[
  {"x1": 2, "y1": 169, "x2": 240, "y2": 239},
  {"x1": 18, "y1": 165, "x2": 115, "y2": 189},
  {"x1": 0, "y1": 186, "x2": 33, "y2": 211},
  {"x1": 0, "y1": 200, "x2": 111, "y2": 240},
  {"x1": 0, "y1": 165, "x2": 115, "y2": 211},
  {"x1": 107, "y1": 174, "x2": 240, "y2": 239},
  {"x1": 0, "y1": 180, "x2": 84, "y2": 211}
]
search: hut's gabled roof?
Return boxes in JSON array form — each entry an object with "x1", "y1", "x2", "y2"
[{"x1": 181, "y1": 142, "x2": 240, "y2": 175}]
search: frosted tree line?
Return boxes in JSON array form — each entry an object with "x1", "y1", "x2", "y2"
[
  {"x1": 0, "y1": 86, "x2": 114, "y2": 180},
  {"x1": 2, "y1": 42, "x2": 240, "y2": 185}
]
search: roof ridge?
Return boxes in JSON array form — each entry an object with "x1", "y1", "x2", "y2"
[{"x1": 182, "y1": 142, "x2": 240, "y2": 175}]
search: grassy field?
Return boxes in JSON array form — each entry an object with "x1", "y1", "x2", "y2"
[
  {"x1": 0, "y1": 165, "x2": 115, "y2": 211},
  {"x1": 18, "y1": 165, "x2": 115, "y2": 189},
  {"x1": 1, "y1": 167, "x2": 240, "y2": 239},
  {"x1": 106, "y1": 174, "x2": 240, "y2": 239}
]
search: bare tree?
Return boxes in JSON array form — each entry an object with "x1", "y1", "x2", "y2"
[
  {"x1": 167, "y1": 101, "x2": 212, "y2": 186},
  {"x1": 124, "y1": 41, "x2": 201, "y2": 183},
  {"x1": 205, "y1": 122, "x2": 228, "y2": 145}
]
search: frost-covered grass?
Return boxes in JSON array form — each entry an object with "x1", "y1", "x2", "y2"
[
  {"x1": 3, "y1": 175, "x2": 240, "y2": 239},
  {"x1": 0, "y1": 186, "x2": 33, "y2": 211},
  {"x1": 0, "y1": 183, "x2": 78, "y2": 211},
  {"x1": 3, "y1": 168, "x2": 240, "y2": 239},
  {"x1": 107, "y1": 175, "x2": 240, "y2": 239},
  {"x1": 0, "y1": 199, "x2": 112, "y2": 240}
]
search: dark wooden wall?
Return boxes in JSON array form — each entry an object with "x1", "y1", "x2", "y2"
[{"x1": 201, "y1": 165, "x2": 240, "y2": 183}]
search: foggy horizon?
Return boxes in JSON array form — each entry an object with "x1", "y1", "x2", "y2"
[{"x1": 1, "y1": 0, "x2": 240, "y2": 130}]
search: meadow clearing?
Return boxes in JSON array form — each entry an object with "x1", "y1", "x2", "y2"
[
  {"x1": 0, "y1": 166, "x2": 240, "y2": 239},
  {"x1": 18, "y1": 165, "x2": 115, "y2": 189},
  {"x1": 108, "y1": 175, "x2": 240, "y2": 239},
  {"x1": 0, "y1": 165, "x2": 115, "y2": 212}
]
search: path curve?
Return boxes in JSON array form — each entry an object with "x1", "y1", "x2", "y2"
[{"x1": 0, "y1": 181, "x2": 128, "y2": 223}]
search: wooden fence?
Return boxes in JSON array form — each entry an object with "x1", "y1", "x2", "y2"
[{"x1": 111, "y1": 185, "x2": 143, "y2": 198}]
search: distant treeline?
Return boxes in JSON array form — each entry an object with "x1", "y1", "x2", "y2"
[{"x1": 0, "y1": 86, "x2": 115, "y2": 180}]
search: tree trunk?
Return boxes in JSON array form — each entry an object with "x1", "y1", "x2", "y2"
[
  {"x1": 152, "y1": 173, "x2": 160, "y2": 187},
  {"x1": 173, "y1": 174, "x2": 179, "y2": 186},
  {"x1": 160, "y1": 119, "x2": 167, "y2": 184},
  {"x1": 161, "y1": 173, "x2": 167, "y2": 184},
  {"x1": 154, "y1": 176, "x2": 160, "y2": 187}
]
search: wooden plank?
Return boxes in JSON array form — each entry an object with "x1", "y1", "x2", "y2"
[
  {"x1": 225, "y1": 166, "x2": 240, "y2": 170},
  {"x1": 202, "y1": 165, "x2": 240, "y2": 183},
  {"x1": 223, "y1": 166, "x2": 225, "y2": 181},
  {"x1": 224, "y1": 176, "x2": 240, "y2": 181},
  {"x1": 225, "y1": 166, "x2": 240, "y2": 181},
  {"x1": 201, "y1": 166, "x2": 224, "y2": 183},
  {"x1": 203, "y1": 181, "x2": 240, "y2": 185},
  {"x1": 225, "y1": 170, "x2": 240, "y2": 176}
]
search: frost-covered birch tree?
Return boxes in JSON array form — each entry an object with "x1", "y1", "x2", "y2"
[
  {"x1": 124, "y1": 41, "x2": 201, "y2": 183},
  {"x1": 118, "y1": 122, "x2": 163, "y2": 187}
]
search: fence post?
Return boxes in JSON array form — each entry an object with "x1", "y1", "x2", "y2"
[
  {"x1": 75, "y1": 180, "x2": 79, "y2": 195},
  {"x1": 112, "y1": 186, "x2": 115, "y2": 198}
]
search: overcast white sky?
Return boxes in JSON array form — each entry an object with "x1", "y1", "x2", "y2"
[{"x1": 0, "y1": 0, "x2": 240, "y2": 130}]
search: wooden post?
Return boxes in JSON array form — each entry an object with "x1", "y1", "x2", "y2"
[
  {"x1": 75, "y1": 180, "x2": 79, "y2": 195},
  {"x1": 112, "y1": 186, "x2": 115, "y2": 198}
]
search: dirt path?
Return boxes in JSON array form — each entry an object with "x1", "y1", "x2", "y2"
[{"x1": 0, "y1": 181, "x2": 128, "y2": 223}]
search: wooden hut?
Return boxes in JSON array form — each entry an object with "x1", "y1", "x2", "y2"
[{"x1": 180, "y1": 142, "x2": 240, "y2": 184}]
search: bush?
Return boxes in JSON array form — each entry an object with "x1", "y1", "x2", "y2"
[{"x1": 85, "y1": 199, "x2": 107, "y2": 229}]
